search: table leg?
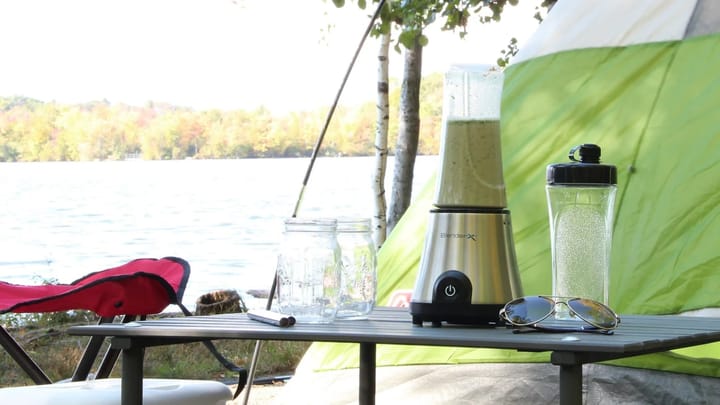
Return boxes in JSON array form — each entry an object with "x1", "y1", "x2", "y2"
[
  {"x1": 121, "y1": 346, "x2": 145, "y2": 405},
  {"x1": 558, "y1": 364, "x2": 582, "y2": 405},
  {"x1": 359, "y1": 342, "x2": 376, "y2": 405}
]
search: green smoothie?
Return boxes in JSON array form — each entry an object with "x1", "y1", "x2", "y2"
[{"x1": 435, "y1": 119, "x2": 507, "y2": 208}]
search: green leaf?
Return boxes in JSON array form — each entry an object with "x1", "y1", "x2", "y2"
[
  {"x1": 418, "y1": 34, "x2": 429, "y2": 47},
  {"x1": 398, "y1": 30, "x2": 415, "y2": 49},
  {"x1": 332, "y1": 0, "x2": 345, "y2": 7},
  {"x1": 358, "y1": 0, "x2": 366, "y2": 9}
]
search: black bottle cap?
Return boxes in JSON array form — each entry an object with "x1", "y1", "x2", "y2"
[{"x1": 547, "y1": 144, "x2": 617, "y2": 185}]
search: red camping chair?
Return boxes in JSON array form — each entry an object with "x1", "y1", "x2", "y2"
[{"x1": 0, "y1": 257, "x2": 246, "y2": 392}]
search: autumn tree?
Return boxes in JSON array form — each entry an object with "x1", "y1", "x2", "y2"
[{"x1": 0, "y1": 91, "x2": 445, "y2": 162}]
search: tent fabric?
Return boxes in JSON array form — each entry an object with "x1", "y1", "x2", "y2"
[
  {"x1": 0, "y1": 257, "x2": 189, "y2": 317},
  {"x1": 277, "y1": 363, "x2": 720, "y2": 405},
  {"x1": 511, "y1": 0, "x2": 695, "y2": 64},
  {"x1": 298, "y1": 0, "x2": 720, "y2": 378}
]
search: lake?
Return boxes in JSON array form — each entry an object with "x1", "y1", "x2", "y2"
[{"x1": 0, "y1": 156, "x2": 437, "y2": 309}]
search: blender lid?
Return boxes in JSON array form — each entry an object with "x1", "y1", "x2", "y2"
[{"x1": 547, "y1": 144, "x2": 617, "y2": 185}]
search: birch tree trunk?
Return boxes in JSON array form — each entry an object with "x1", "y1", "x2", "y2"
[
  {"x1": 372, "y1": 31, "x2": 391, "y2": 249},
  {"x1": 388, "y1": 35, "x2": 422, "y2": 233}
]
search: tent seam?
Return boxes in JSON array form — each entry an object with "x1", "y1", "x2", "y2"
[{"x1": 613, "y1": 45, "x2": 680, "y2": 229}]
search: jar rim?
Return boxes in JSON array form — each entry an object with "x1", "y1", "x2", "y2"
[
  {"x1": 284, "y1": 217, "x2": 336, "y2": 224},
  {"x1": 283, "y1": 217, "x2": 337, "y2": 232},
  {"x1": 337, "y1": 217, "x2": 371, "y2": 232}
]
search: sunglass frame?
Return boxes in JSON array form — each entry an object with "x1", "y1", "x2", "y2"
[{"x1": 499, "y1": 295, "x2": 621, "y2": 330}]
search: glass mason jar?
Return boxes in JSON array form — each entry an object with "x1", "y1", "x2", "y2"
[
  {"x1": 335, "y1": 218, "x2": 377, "y2": 319},
  {"x1": 275, "y1": 218, "x2": 341, "y2": 324}
]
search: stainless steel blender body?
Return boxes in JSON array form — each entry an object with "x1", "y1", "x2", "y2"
[{"x1": 410, "y1": 208, "x2": 522, "y2": 326}]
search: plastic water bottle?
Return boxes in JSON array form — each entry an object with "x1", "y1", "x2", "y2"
[{"x1": 546, "y1": 144, "x2": 617, "y2": 317}]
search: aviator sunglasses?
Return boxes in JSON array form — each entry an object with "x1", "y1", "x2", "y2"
[{"x1": 499, "y1": 296, "x2": 621, "y2": 334}]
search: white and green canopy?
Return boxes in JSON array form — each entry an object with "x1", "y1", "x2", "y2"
[{"x1": 301, "y1": 0, "x2": 720, "y2": 377}]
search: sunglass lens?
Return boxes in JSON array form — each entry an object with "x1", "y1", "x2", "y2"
[
  {"x1": 504, "y1": 296, "x2": 554, "y2": 325},
  {"x1": 567, "y1": 298, "x2": 617, "y2": 328}
]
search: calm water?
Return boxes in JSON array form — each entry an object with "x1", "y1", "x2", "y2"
[{"x1": 0, "y1": 156, "x2": 436, "y2": 309}]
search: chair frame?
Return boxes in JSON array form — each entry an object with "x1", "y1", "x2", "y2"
[{"x1": 0, "y1": 315, "x2": 140, "y2": 384}]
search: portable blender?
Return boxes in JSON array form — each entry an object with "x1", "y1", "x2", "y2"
[{"x1": 410, "y1": 65, "x2": 523, "y2": 326}]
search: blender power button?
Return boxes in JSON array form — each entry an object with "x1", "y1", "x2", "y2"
[
  {"x1": 444, "y1": 284, "x2": 457, "y2": 297},
  {"x1": 433, "y1": 270, "x2": 472, "y2": 304}
]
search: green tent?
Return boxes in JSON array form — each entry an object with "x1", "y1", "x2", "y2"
[{"x1": 300, "y1": 0, "x2": 720, "y2": 378}]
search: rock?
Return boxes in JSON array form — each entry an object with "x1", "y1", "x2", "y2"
[{"x1": 195, "y1": 289, "x2": 246, "y2": 315}]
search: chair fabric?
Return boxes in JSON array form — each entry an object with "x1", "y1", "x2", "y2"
[
  {"x1": 0, "y1": 257, "x2": 246, "y2": 396},
  {"x1": 0, "y1": 257, "x2": 189, "y2": 317}
]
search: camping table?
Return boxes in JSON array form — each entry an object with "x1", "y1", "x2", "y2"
[{"x1": 68, "y1": 307, "x2": 720, "y2": 405}]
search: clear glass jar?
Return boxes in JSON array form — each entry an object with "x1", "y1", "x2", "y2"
[
  {"x1": 275, "y1": 218, "x2": 341, "y2": 323},
  {"x1": 335, "y1": 218, "x2": 376, "y2": 319}
]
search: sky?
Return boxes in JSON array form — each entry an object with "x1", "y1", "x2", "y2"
[{"x1": 0, "y1": 0, "x2": 542, "y2": 112}]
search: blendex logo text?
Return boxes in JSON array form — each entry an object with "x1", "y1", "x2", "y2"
[{"x1": 440, "y1": 233, "x2": 477, "y2": 241}]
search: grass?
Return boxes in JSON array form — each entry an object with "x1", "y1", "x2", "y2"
[{"x1": 0, "y1": 311, "x2": 310, "y2": 387}]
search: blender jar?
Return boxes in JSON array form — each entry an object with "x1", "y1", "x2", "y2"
[{"x1": 435, "y1": 64, "x2": 506, "y2": 208}]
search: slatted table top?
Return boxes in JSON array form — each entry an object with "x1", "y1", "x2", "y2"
[{"x1": 68, "y1": 307, "x2": 720, "y2": 357}]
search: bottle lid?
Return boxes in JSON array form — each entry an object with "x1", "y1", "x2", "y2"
[{"x1": 547, "y1": 144, "x2": 617, "y2": 185}]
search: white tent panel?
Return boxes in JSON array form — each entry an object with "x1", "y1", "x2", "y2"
[{"x1": 514, "y1": 0, "x2": 697, "y2": 64}]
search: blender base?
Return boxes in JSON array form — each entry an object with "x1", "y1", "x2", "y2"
[{"x1": 410, "y1": 302, "x2": 503, "y2": 327}]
